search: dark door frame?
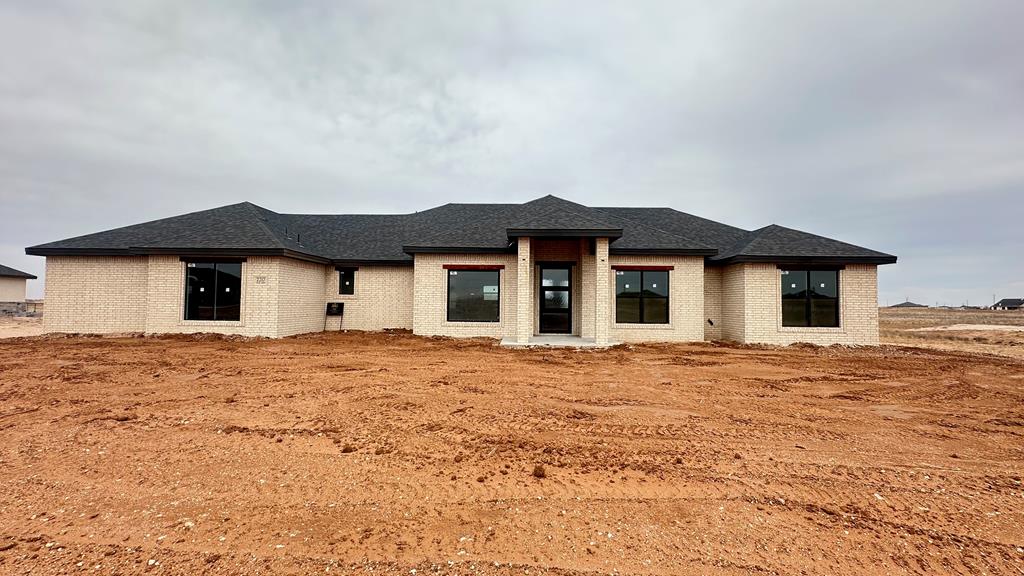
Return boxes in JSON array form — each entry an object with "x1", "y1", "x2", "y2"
[{"x1": 538, "y1": 263, "x2": 572, "y2": 334}]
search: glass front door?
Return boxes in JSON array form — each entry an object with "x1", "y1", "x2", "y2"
[{"x1": 539, "y1": 266, "x2": 571, "y2": 334}]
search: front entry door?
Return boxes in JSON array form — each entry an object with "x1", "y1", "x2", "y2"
[{"x1": 539, "y1": 266, "x2": 571, "y2": 334}]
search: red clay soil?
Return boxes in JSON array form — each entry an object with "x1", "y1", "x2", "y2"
[{"x1": 0, "y1": 331, "x2": 1022, "y2": 575}]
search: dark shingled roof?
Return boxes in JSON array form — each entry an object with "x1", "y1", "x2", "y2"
[
  {"x1": 24, "y1": 202, "x2": 323, "y2": 261},
  {"x1": 0, "y1": 264, "x2": 36, "y2": 279},
  {"x1": 26, "y1": 195, "x2": 896, "y2": 265},
  {"x1": 709, "y1": 224, "x2": 896, "y2": 265},
  {"x1": 597, "y1": 207, "x2": 750, "y2": 249},
  {"x1": 994, "y1": 298, "x2": 1024, "y2": 308},
  {"x1": 404, "y1": 196, "x2": 715, "y2": 255},
  {"x1": 890, "y1": 301, "x2": 928, "y2": 308}
]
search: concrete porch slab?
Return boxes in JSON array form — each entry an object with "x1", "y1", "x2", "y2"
[{"x1": 499, "y1": 335, "x2": 619, "y2": 348}]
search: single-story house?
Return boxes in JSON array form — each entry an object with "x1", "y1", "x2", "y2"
[
  {"x1": 890, "y1": 300, "x2": 927, "y2": 308},
  {"x1": 0, "y1": 264, "x2": 36, "y2": 303},
  {"x1": 25, "y1": 195, "x2": 896, "y2": 345},
  {"x1": 993, "y1": 298, "x2": 1023, "y2": 311}
]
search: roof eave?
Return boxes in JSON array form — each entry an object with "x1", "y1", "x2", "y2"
[
  {"x1": 331, "y1": 258, "x2": 414, "y2": 267},
  {"x1": 26, "y1": 246, "x2": 331, "y2": 264},
  {"x1": 0, "y1": 272, "x2": 37, "y2": 279},
  {"x1": 402, "y1": 245, "x2": 515, "y2": 255},
  {"x1": 712, "y1": 254, "x2": 898, "y2": 266},
  {"x1": 506, "y1": 228, "x2": 623, "y2": 239},
  {"x1": 610, "y1": 247, "x2": 717, "y2": 256},
  {"x1": 26, "y1": 246, "x2": 132, "y2": 257}
]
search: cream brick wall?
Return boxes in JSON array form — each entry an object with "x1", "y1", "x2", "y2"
[
  {"x1": 703, "y1": 266, "x2": 723, "y2": 341},
  {"x1": 515, "y1": 238, "x2": 532, "y2": 343},
  {"x1": 411, "y1": 247, "x2": 705, "y2": 344},
  {"x1": 42, "y1": 253, "x2": 881, "y2": 345},
  {"x1": 277, "y1": 258, "x2": 330, "y2": 337},
  {"x1": 579, "y1": 251, "x2": 596, "y2": 339},
  {"x1": 144, "y1": 255, "x2": 281, "y2": 337},
  {"x1": 607, "y1": 255, "x2": 704, "y2": 343},
  {"x1": 44, "y1": 255, "x2": 332, "y2": 338},
  {"x1": 43, "y1": 256, "x2": 149, "y2": 333},
  {"x1": 45, "y1": 255, "x2": 433, "y2": 339},
  {"x1": 412, "y1": 253, "x2": 518, "y2": 339},
  {"x1": 721, "y1": 264, "x2": 746, "y2": 342},
  {"x1": 721, "y1": 262, "x2": 879, "y2": 345},
  {"x1": 594, "y1": 239, "x2": 611, "y2": 344},
  {"x1": 0, "y1": 277, "x2": 27, "y2": 302},
  {"x1": 324, "y1": 265, "x2": 414, "y2": 331}
]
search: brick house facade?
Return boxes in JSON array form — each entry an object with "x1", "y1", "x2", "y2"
[
  {"x1": 27, "y1": 196, "x2": 896, "y2": 345},
  {"x1": 0, "y1": 264, "x2": 36, "y2": 315}
]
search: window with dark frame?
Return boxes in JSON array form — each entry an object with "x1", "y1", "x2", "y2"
[
  {"x1": 781, "y1": 269, "x2": 839, "y2": 327},
  {"x1": 615, "y1": 269, "x2": 669, "y2": 324},
  {"x1": 338, "y1": 267, "x2": 356, "y2": 295},
  {"x1": 184, "y1": 261, "x2": 242, "y2": 321},
  {"x1": 447, "y1": 269, "x2": 500, "y2": 322}
]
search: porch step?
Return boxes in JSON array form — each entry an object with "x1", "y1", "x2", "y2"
[{"x1": 499, "y1": 336, "x2": 618, "y2": 348}]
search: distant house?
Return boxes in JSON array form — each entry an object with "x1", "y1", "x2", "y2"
[
  {"x1": 890, "y1": 300, "x2": 927, "y2": 308},
  {"x1": 992, "y1": 298, "x2": 1023, "y2": 311},
  {"x1": 0, "y1": 264, "x2": 36, "y2": 305}
]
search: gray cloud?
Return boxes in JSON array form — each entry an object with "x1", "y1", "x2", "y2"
[{"x1": 1, "y1": 0, "x2": 1020, "y2": 305}]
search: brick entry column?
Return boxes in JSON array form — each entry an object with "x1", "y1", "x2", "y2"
[
  {"x1": 594, "y1": 237, "x2": 610, "y2": 345},
  {"x1": 516, "y1": 237, "x2": 532, "y2": 343}
]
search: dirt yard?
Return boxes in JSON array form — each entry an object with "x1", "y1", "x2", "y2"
[
  {"x1": 0, "y1": 331, "x2": 1022, "y2": 575},
  {"x1": 881, "y1": 307, "x2": 1024, "y2": 359},
  {"x1": 0, "y1": 316, "x2": 45, "y2": 339}
]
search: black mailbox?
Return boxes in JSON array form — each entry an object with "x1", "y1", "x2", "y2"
[{"x1": 326, "y1": 302, "x2": 344, "y2": 316}]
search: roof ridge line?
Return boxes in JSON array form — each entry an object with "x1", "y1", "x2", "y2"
[
  {"x1": 597, "y1": 206, "x2": 753, "y2": 237},
  {"x1": 517, "y1": 204, "x2": 620, "y2": 228},
  {"x1": 243, "y1": 203, "x2": 330, "y2": 260},
  {"x1": 591, "y1": 206, "x2": 714, "y2": 250},
  {"x1": 243, "y1": 203, "x2": 289, "y2": 249},
  {"x1": 714, "y1": 228, "x2": 766, "y2": 260},
  {"x1": 282, "y1": 212, "x2": 414, "y2": 217},
  {"x1": 526, "y1": 197, "x2": 616, "y2": 223}
]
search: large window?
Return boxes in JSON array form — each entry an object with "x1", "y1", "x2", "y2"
[
  {"x1": 615, "y1": 269, "x2": 669, "y2": 324},
  {"x1": 781, "y1": 269, "x2": 839, "y2": 327},
  {"x1": 447, "y1": 269, "x2": 500, "y2": 322},
  {"x1": 338, "y1": 267, "x2": 356, "y2": 295},
  {"x1": 184, "y1": 262, "x2": 242, "y2": 321}
]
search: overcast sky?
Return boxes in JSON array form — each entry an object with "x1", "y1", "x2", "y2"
[{"x1": 1, "y1": 1, "x2": 1020, "y2": 305}]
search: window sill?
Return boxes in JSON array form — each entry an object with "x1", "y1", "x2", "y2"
[
  {"x1": 445, "y1": 320, "x2": 501, "y2": 325},
  {"x1": 613, "y1": 323, "x2": 673, "y2": 330},
  {"x1": 779, "y1": 326, "x2": 844, "y2": 333},
  {"x1": 180, "y1": 320, "x2": 244, "y2": 326}
]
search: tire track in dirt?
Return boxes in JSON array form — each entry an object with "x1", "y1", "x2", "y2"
[{"x1": 1, "y1": 332, "x2": 1022, "y2": 575}]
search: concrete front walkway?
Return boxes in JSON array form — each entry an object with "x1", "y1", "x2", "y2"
[{"x1": 499, "y1": 335, "x2": 618, "y2": 348}]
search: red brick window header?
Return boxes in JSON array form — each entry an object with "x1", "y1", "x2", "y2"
[
  {"x1": 611, "y1": 265, "x2": 673, "y2": 271},
  {"x1": 442, "y1": 264, "x2": 506, "y2": 270}
]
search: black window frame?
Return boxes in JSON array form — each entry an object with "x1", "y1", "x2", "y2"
[
  {"x1": 338, "y1": 267, "x2": 357, "y2": 295},
  {"x1": 446, "y1": 269, "x2": 501, "y2": 323},
  {"x1": 780, "y1": 269, "x2": 840, "y2": 328},
  {"x1": 538, "y1": 264, "x2": 572, "y2": 334},
  {"x1": 615, "y1": 269, "x2": 670, "y2": 324},
  {"x1": 183, "y1": 260, "x2": 243, "y2": 322}
]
